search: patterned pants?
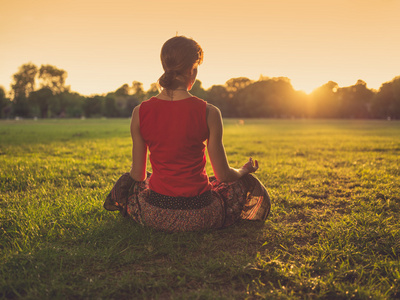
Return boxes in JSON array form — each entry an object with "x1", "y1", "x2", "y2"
[{"x1": 104, "y1": 172, "x2": 271, "y2": 232}]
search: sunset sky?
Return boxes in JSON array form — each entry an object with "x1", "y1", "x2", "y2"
[{"x1": 1, "y1": 0, "x2": 399, "y2": 96}]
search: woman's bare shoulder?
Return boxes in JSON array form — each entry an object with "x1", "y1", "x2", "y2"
[
  {"x1": 206, "y1": 103, "x2": 223, "y2": 132},
  {"x1": 206, "y1": 103, "x2": 222, "y2": 119},
  {"x1": 131, "y1": 104, "x2": 143, "y2": 133},
  {"x1": 132, "y1": 103, "x2": 142, "y2": 118}
]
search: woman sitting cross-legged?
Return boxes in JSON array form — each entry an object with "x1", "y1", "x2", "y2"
[{"x1": 104, "y1": 36, "x2": 271, "y2": 232}]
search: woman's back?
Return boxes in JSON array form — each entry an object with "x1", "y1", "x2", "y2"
[
  {"x1": 139, "y1": 96, "x2": 211, "y2": 197},
  {"x1": 104, "y1": 36, "x2": 270, "y2": 232}
]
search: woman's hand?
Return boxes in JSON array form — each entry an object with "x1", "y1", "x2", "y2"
[{"x1": 242, "y1": 157, "x2": 259, "y2": 174}]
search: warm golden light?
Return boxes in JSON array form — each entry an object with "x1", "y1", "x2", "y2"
[{"x1": 0, "y1": 0, "x2": 399, "y2": 95}]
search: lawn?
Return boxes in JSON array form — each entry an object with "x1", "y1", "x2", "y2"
[{"x1": 1, "y1": 118, "x2": 399, "y2": 299}]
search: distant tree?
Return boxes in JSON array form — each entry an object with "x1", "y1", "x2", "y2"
[
  {"x1": 59, "y1": 91, "x2": 85, "y2": 117},
  {"x1": 270, "y1": 77, "x2": 299, "y2": 117},
  {"x1": 112, "y1": 84, "x2": 132, "y2": 116},
  {"x1": 11, "y1": 63, "x2": 38, "y2": 99},
  {"x1": 0, "y1": 87, "x2": 12, "y2": 118},
  {"x1": 190, "y1": 80, "x2": 207, "y2": 99},
  {"x1": 29, "y1": 87, "x2": 53, "y2": 118},
  {"x1": 309, "y1": 81, "x2": 339, "y2": 118},
  {"x1": 145, "y1": 83, "x2": 159, "y2": 99},
  {"x1": 338, "y1": 80, "x2": 375, "y2": 118},
  {"x1": 371, "y1": 76, "x2": 400, "y2": 119},
  {"x1": 132, "y1": 81, "x2": 145, "y2": 102},
  {"x1": 389, "y1": 77, "x2": 400, "y2": 118},
  {"x1": 0, "y1": 87, "x2": 6, "y2": 118},
  {"x1": 12, "y1": 97, "x2": 31, "y2": 117},
  {"x1": 206, "y1": 85, "x2": 231, "y2": 116},
  {"x1": 115, "y1": 84, "x2": 131, "y2": 96},
  {"x1": 0, "y1": 87, "x2": 5, "y2": 100},
  {"x1": 104, "y1": 96, "x2": 119, "y2": 117},
  {"x1": 5, "y1": 62, "x2": 399, "y2": 119},
  {"x1": 48, "y1": 93, "x2": 65, "y2": 117},
  {"x1": 10, "y1": 63, "x2": 38, "y2": 117},
  {"x1": 83, "y1": 95, "x2": 104, "y2": 117},
  {"x1": 225, "y1": 77, "x2": 253, "y2": 96},
  {"x1": 222, "y1": 77, "x2": 253, "y2": 117},
  {"x1": 38, "y1": 64, "x2": 69, "y2": 94},
  {"x1": 234, "y1": 81, "x2": 270, "y2": 117},
  {"x1": 124, "y1": 97, "x2": 139, "y2": 117},
  {"x1": 234, "y1": 77, "x2": 297, "y2": 118}
]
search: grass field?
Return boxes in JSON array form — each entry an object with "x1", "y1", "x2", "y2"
[{"x1": 1, "y1": 118, "x2": 400, "y2": 299}]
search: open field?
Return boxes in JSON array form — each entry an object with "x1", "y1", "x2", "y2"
[{"x1": 1, "y1": 118, "x2": 400, "y2": 299}]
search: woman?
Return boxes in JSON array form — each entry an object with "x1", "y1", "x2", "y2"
[{"x1": 104, "y1": 36, "x2": 270, "y2": 232}]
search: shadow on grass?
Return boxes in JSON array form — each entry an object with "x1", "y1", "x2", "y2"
[{"x1": 1, "y1": 209, "x2": 268, "y2": 299}]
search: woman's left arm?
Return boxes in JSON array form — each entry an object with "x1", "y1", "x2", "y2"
[{"x1": 129, "y1": 105, "x2": 148, "y2": 181}]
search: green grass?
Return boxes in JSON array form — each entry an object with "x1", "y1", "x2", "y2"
[{"x1": 1, "y1": 118, "x2": 400, "y2": 299}]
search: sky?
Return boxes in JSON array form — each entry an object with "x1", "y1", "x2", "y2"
[{"x1": 1, "y1": 0, "x2": 400, "y2": 96}]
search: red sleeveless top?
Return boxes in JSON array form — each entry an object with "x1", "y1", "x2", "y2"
[{"x1": 139, "y1": 96, "x2": 212, "y2": 197}]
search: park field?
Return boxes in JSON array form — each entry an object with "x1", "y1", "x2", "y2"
[{"x1": 1, "y1": 118, "x2": 400, "y2": 299}]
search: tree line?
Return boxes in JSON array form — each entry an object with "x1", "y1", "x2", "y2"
[{"x1": 1, "y1": 63, "x2": 399, "y2": 119}]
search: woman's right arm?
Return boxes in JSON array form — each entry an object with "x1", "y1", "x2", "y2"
[
  {"x1": 206, "y1": 104, "x2": 258, "y2": 182},
  {"x1": 129, "y1": 105, "x2": 148, "y2": 181}
]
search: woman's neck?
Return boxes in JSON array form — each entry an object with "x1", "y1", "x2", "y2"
[{"x1": 157, "y1": 87, "x2": 192, "y2": 101}]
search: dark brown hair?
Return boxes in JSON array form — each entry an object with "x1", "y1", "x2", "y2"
[{"x1": 158, "y1": 36, "x2": 203, "y2": 90}]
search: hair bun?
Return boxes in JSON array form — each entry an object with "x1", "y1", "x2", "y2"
[
  {"x1": 165, "y1": 70, "x2": 177, "y2": 79},
  {"x1": 159, "y1": 70, "x2": 177, "y2": 89}
]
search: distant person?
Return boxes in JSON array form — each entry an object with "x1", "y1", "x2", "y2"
[{"x1": 104, "y1": 36, "x2": 271, "y2": 232}]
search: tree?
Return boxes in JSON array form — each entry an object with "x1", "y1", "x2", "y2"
[
  {"x1": 372, "y1": 76, "x2": 400, "y2": 119},
  {"x1": 124, "y1": 97, "x2": 139, "y2": 117},
  {"x1": 132, "y1": 81, "x2": 145, "y2": 102},
  {"x1": 29, "y1": 88, "x2": 53, "y2": 118},
  {"x1": 190, "y1": 80, "x2": 207, "y2": 99},
  {"x1": 0, "y1": 87, "x2": 12, "y2": 118},
  {"x1": 220, "y1": 77, "x2": 253, "y2": 117},
  {"x1": 338, "y1": 80, "x2": 375, "y2": 118},
  {"x1": 309, "y1": 81, "x2": 339, "y2": 118},
  {"x1": 10, "y1": 63, "x2": 38, "y2": 117},
  {"x1": 38, "y1": 64, "x2": 68, "y2": 94},
  {"x1": 59, "y1": 91, "x2": 85, "y2": 117},
  {"x1": 115, "y1": 84, "x2": 130, "y2": 96},
  {"x1": 11, "y1": 63, "x2": 38, "y2": 99},
  {"x1": 206, "y1": 85, "x2": 231, "y2": 116},
  {"x1": 111, "y1": 84, "x2": 140, "y2": 117},
  {"x1": 225, "y1": 77, "x2": 253, "y2": 95},
  {"x1": 104, "y1": 96, "x2": 119, "y2": 117},
  {"x1": 234, "y1": 77, "x2": 297, "y2": 118},
  {"x1": 145, "y1": 83, "x2": 159, "y2": 99},
  {"x1": 391, "y1": 77, "x2": 400, "y2": 118},
  {"x1": 83, "y1": 95, "x2": 104, "y2": 117}
]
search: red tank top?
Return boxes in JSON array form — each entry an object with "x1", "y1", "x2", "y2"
[{"x1": 139, "y1": 96, "x2": 211, "y2": 197}]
